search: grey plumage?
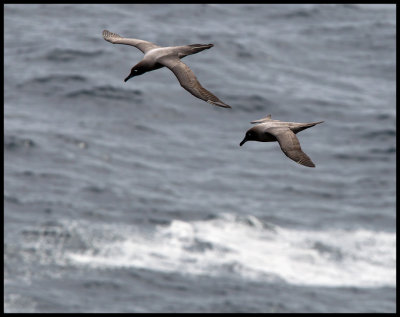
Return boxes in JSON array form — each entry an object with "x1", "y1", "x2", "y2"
[
  {"x1": 102, "y1": 30, "x2": 230, "y2": 108},
  {"x1": 240, "y1": 114, "x2": 324, "y2": 168}
]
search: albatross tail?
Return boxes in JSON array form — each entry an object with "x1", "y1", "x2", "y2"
[
  {"x1": 292, "y1": 121, "x2": 324, "y2": 134},
  {"x1": 177, "y1": 44, "x2": 214, "y2": 58},
  {"x1": 187, "y1": 43, "x2": 213, "y2": 52}
]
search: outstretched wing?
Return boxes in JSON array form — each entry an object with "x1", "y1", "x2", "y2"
[
  {"x1": 102, "y1": 30, "x2": 160, "y2": 53},
  {"x1": 251, "y1": 114, "x2": 283, "y2": 124},
  {"x1": 158, "y1": 57, "x2": 231, "y2": 108},
  {"x1": 251, "y1": 114, "x2": 272, "y2": 124},
  {"x1": 265, "y1": 127, "x2": 315, "y2": 167}
]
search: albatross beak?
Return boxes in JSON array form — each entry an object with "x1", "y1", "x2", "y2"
[
  {"x1": 124, "y1": 69, "x2": 137, "y2": 82},
  {"x1": 124, "y1": 74, "x2": 133, "y2": 82},
  {"x1": 240, "y1": 137, "x2": 248, "y2": 146}
]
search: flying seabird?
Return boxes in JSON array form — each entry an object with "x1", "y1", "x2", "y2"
[
  {"x1": 102, "y1": 30, "x2": 231, "y2": 108},
  {"x1": 240, "y1": 115, "x2": 324, "y2": 167}
]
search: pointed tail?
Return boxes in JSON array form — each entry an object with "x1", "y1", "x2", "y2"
[{"x1": 293, "y1": 121, "x2": 324, "y2": 134}]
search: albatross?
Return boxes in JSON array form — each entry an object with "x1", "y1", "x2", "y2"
[
  {"x1": 102, "y1": 30, "x2": 231, "y2": 108},
  {"x1": 240, "y1": 115, "x2": 324, "y2": 167}
]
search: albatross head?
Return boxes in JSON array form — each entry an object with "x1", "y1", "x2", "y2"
[
  {"x1": 124, "y1": 67, "x2": 144, "y2": 82},
  {"x1": 124, "y1": 64, "x2": 146, "y2": 82},
  {"x1": 240, "y1": 128, "x2": 259, "y2": 146}
]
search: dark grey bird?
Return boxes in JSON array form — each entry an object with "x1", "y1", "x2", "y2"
[
  {"x1": 240, "y1": 115, "x2": 324, "y2": 168},
  {"x1": 102, "y1": 30, "x2": 231, "y2": 108}
]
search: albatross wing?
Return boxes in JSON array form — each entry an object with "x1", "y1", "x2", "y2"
[
  {"x1": 102, "y1": 30, "x2": 160, "y2": 53},
  {"x1": 158, "y1": 57, "x2": 231, "y2": 108},
  {"x1": 251, "y1": 114, "x2": 273, "y2": 124},
  {"x1": 265, "y1": 127, "x2": 316, "y2": 167}
]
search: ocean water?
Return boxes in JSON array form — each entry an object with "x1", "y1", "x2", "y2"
[{"x1": 4, "y1": 4, "x2": 396, "y2": 313}]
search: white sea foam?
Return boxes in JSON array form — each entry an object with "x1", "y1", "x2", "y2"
[{"x1": 67, "y1": 213, "x2": 396, "y2": 288}]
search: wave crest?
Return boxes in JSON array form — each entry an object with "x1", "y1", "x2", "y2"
[{"x1": 66, "y1": 213, "x2": 396, "y2": 288}]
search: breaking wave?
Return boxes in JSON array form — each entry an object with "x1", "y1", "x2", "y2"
[{"x1": 65, "y1": 213, "x2": 395, "y2": 288}]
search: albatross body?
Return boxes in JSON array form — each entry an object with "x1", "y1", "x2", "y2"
[
  {"x1": 102, "y1": 30, "x2": 230, "y2": 108},
  {"x1": 240, "y1": 115, "x2": 323, "y2": 168}
]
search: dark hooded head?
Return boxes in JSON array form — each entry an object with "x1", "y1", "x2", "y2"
[
  {"x1": 124, "y1": 63, "x2": 147, "y2": 82},
  {"x1": 124, "y1": 68, "x2": 143, "y2": 82},
  {"x1": 239, "y1": 127, "x2": 259, "y2": 146}
]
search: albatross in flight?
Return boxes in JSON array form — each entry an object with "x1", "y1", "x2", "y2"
[
  {"x1": 102, "y1": 30, "x2": 231, "y2": 108},
  {"x1": 240, "y1": 115, "x2": 324, "y2": 167}
]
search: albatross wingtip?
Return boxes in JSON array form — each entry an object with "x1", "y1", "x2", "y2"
[
  {"x1": 297, "y1": 159, "x2": 315, "y2": 168},
  {"x1": 210, "y1": 101, "x2": 231, "y2": 108},
  {"x1": 102, "y1": 29, "x2": 122, "y2": 42}
]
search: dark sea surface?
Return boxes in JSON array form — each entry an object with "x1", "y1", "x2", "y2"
[{"x1": 4, "y1": 4, "x2": 396, "y2": 313}]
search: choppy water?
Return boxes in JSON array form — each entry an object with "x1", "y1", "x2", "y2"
[{"x1": 4, "y1": 4, "x2": 396, "y2": 313}]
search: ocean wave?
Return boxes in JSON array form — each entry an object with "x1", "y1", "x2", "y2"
[
  {"x1": 16, "y1": 74, "x2": 88, "y2": 97},
  {"x1": 370, "y1": 147, "x2": 396, "y2": 154},
  {"x1": 4, "y1": 293, "x2": 37, "y2": 314},
  {"x1": 362, "y1": 129, "x2": 396, "y2": 140},
  {"x1": 64, "y1": 213, "x2": 395, "y2": 288},
  {"x1": 21, "y1": 74, "x2": 87, "y2": 85},
  {"x1": 45, "y1": 48, "x2": 104, "y2": 62},
  {"x1": 333, "y1": 152, "x2": 391, "y2": 162},
  {"x1": 4, "y1": 194, "x2": 21, "y2": 205},
  {"x1": 65, "y1": 85, "x2": 142, "y2": 101},
  {"x1": 230, "y1": 94, "x2": 275, "y2": 112},
  {"x1": 55, "y1": 133, "x2": 89, "y2": 149},
  {"x1": 4, "y1": 135, "x2": 36, "y2": 151},
  {"x1": 272, "y1": 6, "x2": 322, "y2": 20}
]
